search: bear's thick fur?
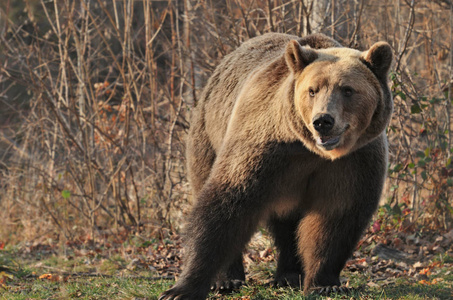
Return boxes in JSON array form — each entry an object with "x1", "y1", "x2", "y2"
[{"x1": 160, "y1": 33, "x2": 393, "y2": 299}]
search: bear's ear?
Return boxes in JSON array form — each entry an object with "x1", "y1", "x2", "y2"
[
  {"x1": 361, "y1": 42, "x2": 394, "y2": 80},
  {"x1": 285, "y1": 40, "x2": 318, "y2": 73}
]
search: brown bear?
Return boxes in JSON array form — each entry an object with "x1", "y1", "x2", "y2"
[{"x1": 159, "y1": 33, "x2": 393, "y2": 300}]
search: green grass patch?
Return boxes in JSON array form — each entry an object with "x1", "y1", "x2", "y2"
[
  {"x1": 2, "y1": 275, "x2": 452, "y2": 300},
  {"x1": 1, "y1": 277, "x2": 173, "y2": 300},
  {"x1": 1, "y1": 248, "x2": 453, "y2": 299}
]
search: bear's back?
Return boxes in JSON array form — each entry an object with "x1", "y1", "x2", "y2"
[{"x1": 199, "y1": 33, "x2": 297, "y2": 151}]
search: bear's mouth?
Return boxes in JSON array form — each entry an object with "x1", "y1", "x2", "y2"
[
  {"x1": 313, "y1": 125, "x2": 350, "y2": 151},
  {"x1": 316, "y1": 135, "x2": 341, "y2": 150}
]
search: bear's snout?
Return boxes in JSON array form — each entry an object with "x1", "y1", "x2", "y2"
[{"x1": 312, "y1": 114, "x2": 335, "y2": 135}]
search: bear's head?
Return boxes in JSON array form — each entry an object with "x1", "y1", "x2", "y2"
[{"x1": 285, "y1": 40, "x2": 393, "y2": 160}]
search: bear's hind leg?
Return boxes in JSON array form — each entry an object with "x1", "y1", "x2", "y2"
[{"x1": 268, "y1": 214, "x2": 304, "y2": 288}]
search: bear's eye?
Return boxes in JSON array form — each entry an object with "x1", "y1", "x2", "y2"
[
  {"x1": 309, "y1": 88, "x2": 316, "y2": 97},
  {"x1": 342, "y1": 86, "x2": 354, "y2": 97}
]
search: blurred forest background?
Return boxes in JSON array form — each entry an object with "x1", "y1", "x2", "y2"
[{"x1": 0, "y1": 0, "x2": 452, "y2": 246}]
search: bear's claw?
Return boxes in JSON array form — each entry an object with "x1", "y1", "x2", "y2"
[
  {"x1": 210, "y1": 279, "x2": 245, "y2": 293},
  {"x1": 270, "y1": 272, "x2": 304, "y2": 288}
]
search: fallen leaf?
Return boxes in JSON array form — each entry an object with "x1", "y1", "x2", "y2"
[
  {"x1": 443, "y1": 229, "x2": 453, "y2": 240},
  {"x1": 419, "y1": 267, "x2": 431, "y2": 275},
  {"x1": 393, "y1": 237, "x2": 403, "y2": 249},
  {"x1": 431, "y1": 278, "x2": 444, "y2": 284},
  {"x1": 413, "y1": 262, "x2": 423, "y2": 269},
  {"x1": 418, "y1": 280, "x2": 432, "y2": 285},
  {"x1": 39, "y1": 273, "x2": 63, "y2": 282},
  {"x1": 372, "y1": 220, "x2": 381, "y2": 233},
  {"x1": 0, "y1": 271, "x2": 14, "y2": 287},
  {"x1": 39, "y1": 273, "x2": 52, "y2": 279},
  {"x1": 0, "y1": 272, "x2": 13, "y2": 279}
]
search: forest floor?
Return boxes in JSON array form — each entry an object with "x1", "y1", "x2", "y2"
[{"x1": 0, "y1": 228, "x2": 453, "y2": 300}]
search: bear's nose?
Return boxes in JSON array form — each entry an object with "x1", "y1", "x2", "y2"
[{"x1": 313, "y1": 114, "x2": 335, "y2": 134}]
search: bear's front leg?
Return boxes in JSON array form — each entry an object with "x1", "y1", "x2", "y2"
[
  {"x1": 298, "y1": 142, "x2": 386, "y2": 295},
  {"x1": 211, "y1": 255, "x2": 246, "y2": 292},
  {"x1": 159, "y1": 169, "x2": 272, "y2": 299}
]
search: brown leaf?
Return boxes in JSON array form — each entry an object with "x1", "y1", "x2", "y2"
[
  {"x1": 431, "y1": 278, "x2": 444, "y2": 284},
  {"x1": 371, "y1": 220, "x2": 381, "y2": 233},
  {"x1": 367, "y1": 281, "x2": 379, "y2": 288},
  {"x1": 39, "y1": 273, "x2": 53, "y2": 280},
  {"x1": 419, "y1": 268, "x2": 431, "y2": 275},
  {"x1": 39, "y1": 273, "x2": 63, "y2": 282}
]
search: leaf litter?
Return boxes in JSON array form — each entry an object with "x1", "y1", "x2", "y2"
[{"x1": 0, "y1": 227, "x2": 452, "y2": 298}]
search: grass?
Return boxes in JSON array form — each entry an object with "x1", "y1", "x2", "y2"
[
  {"x1": 2, "y1": 277, "x2": 452, "y2": 300},
  {"x1": 1, "y1": 248, "x2": 452, "y2": 300},
  {"x1": 1, "y1": 276, "x2": 172, "y2": 300}
]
